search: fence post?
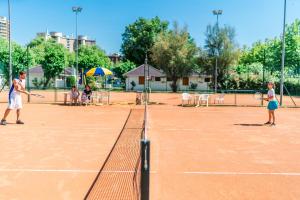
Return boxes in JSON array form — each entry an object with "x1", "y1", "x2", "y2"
[
  {"x1": 27, "y1": 92, "x2": 31, "y2": 103},
  {"x1": 54, "y1": 87, "x2": 58, "y2": 103},
  {"x1": 234, "y1": 90, "x2": 237, "y2": 106},
  {"x1": 141, "y1": 139, "x2": 150, "y2": 200},
  {"x1": 261, "y1": 92, "x2": 264, "y2": 107}
]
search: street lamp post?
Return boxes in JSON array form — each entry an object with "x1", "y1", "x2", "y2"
[
  {"x1": 26, "y1": 46, "x2": 31, "y2": 102},
  {"x1": 280, "y1": 0, "x2": 287, "y2": 106},
  {"x1": 213, "y1": 9, "x2": 223, "y2": 93},
  {"x1": 8, "y1": 0, "x2": 12, "y2": 87},
  {"x1": 72, "y1": 6, "x2": 82, "y2": 87}
]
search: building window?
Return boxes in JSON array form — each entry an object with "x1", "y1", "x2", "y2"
[
  {"x1": 167, "y1": 77, "x2": 172, "y2": 82},
  {"x1": 182, "y1": 77, "x2": 189, "y2": 86},
  {"x1": 155, "y1": 77, "x2": 161, "y2": 82},
  {"x1": 204, "y1": 77, "x2": 211, "y2": 83},
  {"x1": 139, "y1": 76, "x2": 145, "y2": 85}
]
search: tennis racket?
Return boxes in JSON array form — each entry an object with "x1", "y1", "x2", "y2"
[
  {"x1": 30, "y1": 93, "x2": 45, "y2": 98},
  {"x1": 254, "y1": 92, "x2": 263, "y2": 100}
]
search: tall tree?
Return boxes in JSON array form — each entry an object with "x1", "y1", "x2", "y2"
[
  {"x1": 239, "y1": 19, "x2": 300, "y2": 77},
  {"x1": 27, "y1": 37, "x2": 56, "y2": 65},
  {"x1": 112, "y1": 60, "x2": 136, "y2": 81},
  {"x1": 151, "y1": 22, "x2": 198, "y2": 92},
  {"x1": 78, "y1": 45, "x2": 112, "y2": 71},
  {"x1": 40, "y1": 41, "x2": 67, "y2": 87},
  {"x1": 281, "y1": 19, "x2": 300, "y2": 74},
  {"x1": 121, "y1": 16, "x2": 168, "y2": 65},
  {"x1": 203, "y1": 24, "x2": 240, "y2": 87},
  {"x1": 0, "y1": 38, "x2": 34, "y2": 81}
]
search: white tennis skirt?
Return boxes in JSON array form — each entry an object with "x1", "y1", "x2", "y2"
[{"x1": 8, "y1": 94, "x2": 23, "y2": 109}]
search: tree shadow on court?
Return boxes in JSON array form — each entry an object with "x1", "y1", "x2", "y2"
[{"x1": 234, "y1": 123, "x2": 265, "y2": 127}]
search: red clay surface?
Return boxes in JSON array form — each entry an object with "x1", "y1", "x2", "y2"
[
  {"x1": 0, "y1": 91, "x2": 299, "y2": 200},
  {"x1": 0, "y1": 103, "x2": 131, "y2": 200},
  {"x1": 149, "y1": 105, "x2": 300, "y2": 200}
]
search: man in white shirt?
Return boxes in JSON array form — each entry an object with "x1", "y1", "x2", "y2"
[{"x1": 0, "y1": 71, "x2": 30, "y2": 125}]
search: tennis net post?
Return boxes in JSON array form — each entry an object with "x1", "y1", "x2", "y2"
[{"x1": 141, "y1": 139, "x2": 150, "y2": 200}]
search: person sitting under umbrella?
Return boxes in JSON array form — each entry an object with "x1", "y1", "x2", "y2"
[
  {"x1": 81, "y1": 85, "x2": 92, "y2": 104},
  {"x1": 70, "y1": 86, "x2": 80, "y2": 105}
]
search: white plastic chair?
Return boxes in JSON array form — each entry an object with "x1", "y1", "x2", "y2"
[
  {"x1": 91, "y1": 92, "x2": 101, "y2": 104},
  {"x1": 214, "y1": 93, "x2": 225, "y2": 104},
  {"x1": 196, "y1": 94, "x2": 210, "y2": 107},
  {"x1": 182, "y1": 93, "x2": 192, "y2": 106},
  {"x1": 100, "y1": 91, "x2": 110, "y2": 105}
]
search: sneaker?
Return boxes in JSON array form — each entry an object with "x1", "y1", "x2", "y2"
[
  {"x1": 16, "y1": 120, "x2": 24, "y2": 125},
  {"x1": 0, "y1": 119, "x2": 7, "y2": 126},
  {"x1": 264, "y1": 121, "x2": 271, "y2": 125}
]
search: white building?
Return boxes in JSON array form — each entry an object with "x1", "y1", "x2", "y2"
[
  {"x1": 28, "y1": 65, "x2": 75, "y2": 88},
  {"x1": 123, "y1": 64, "x2": 212, "y2": 91},
  {"x1": 0, "y1": 16, "x2": 9, "y2": 40},
  {"x1": 36, "y1": 31, "x2": 96, "y2": 52}
]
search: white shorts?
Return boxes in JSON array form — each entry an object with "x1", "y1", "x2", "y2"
[{"x1": 8, "y1": 94, "x2": 23, "y2": 110}]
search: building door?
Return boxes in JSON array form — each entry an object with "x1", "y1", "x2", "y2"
[
  {"x1": 139, "y1": 76, "x2": 145, "y2": 85},
  {"x1": 182, "y1": 77, "x2": 189, "y2": 86}
]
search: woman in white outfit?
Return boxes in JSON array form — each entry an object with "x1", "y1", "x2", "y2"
[{"x1": 0, "y1": 71, "x2": 30, "y2": 125}]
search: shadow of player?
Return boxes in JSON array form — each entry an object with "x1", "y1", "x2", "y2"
[{"x1": 234, "y1": 123, "x2": 265, "y2": 127}]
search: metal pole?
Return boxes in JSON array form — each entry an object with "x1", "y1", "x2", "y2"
[
  {"x1": 140, "y1": 140, "x2": 150, "y2": 200},
  {"x1": 147, "y1": 55, "x2": 150, "y2": 102},
  {"x1": 262, "y1": 48, "x2": 266, "y2": 106},
  {"x1": 144, "y1": 53, "x2": 149, "y2": 104},
  {"x1": 75, "y1": 11, "x2": 79, "y2": 88},
  {"x1": 72, "y1": 6, "x2": 82, "y2": 88},
  {"x1": 212, "y1": 10, "x2": 222, "y2": 93},
  {"x1": 26, "y1": 46, "x2": 31, "y2": 103},
  {"x1": 8, "y1": 0, "x2": 12, "y2": 87},
  {"x1": 280, "y1": 0, "x2": 287, "y2": 106},
  {"x1": 144, "y1": 54, "x2": 147, "y2": 103},
  {"x1": 214, "y1": 14, "x2": 219, "y2": 93}
]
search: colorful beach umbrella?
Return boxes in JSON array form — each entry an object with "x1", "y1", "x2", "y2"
[{"x1": 84, "y1": 67, "x2": 113, "y2": 77}]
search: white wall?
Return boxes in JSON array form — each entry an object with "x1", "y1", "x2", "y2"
[
  {"x1": 125, "y1": 76, "x2": 211, "y2": 91},
  {"x1": 28, "y1": 74, "x2": 68, "y2": 88},
  {"x1": 28, "y1": 73, "x2": 44, "y2": 88}
]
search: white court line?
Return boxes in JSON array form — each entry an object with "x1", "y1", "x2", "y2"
[
  {"x1": 0, "y1": 169, "x2": 157, "y2": 174},
  {"x1": 183, "y1": 171, "x2": 300, "y2": 176},
  {"x1": 0, "y1": 169, "x2": 98, "y2": 173},
  {"x1": 152, "y1": 128, "x2": 203, "y2": 131}
]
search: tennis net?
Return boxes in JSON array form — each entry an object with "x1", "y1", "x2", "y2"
[{"x1": 84, "y1": 108, "x2": 150, "y2": 200}]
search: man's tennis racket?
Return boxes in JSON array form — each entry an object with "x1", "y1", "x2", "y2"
[{"x1": 30, "y1": 93, "x2": 45, "y2": 98}]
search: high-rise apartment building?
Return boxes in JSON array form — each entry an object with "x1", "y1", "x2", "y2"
[
  {"x1": 0, "y1": 16, "x2": 9, "y2": 40},
  {"x1": 36, "y1": 31, "x2": 96, "y2": 52}
]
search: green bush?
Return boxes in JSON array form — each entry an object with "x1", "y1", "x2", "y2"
[
  {"x1": 66, "y1": 76, "x2": 76, "y2": 88},
  {"x1": 32, "y1": 78, "x2": 44, "y2": 89},
  {"x1": 190, "y1": 82, "x2": 198, "y2": 90},
  {"x1": 85, "y1": 76, "x2": 98, "y2": 90},
  {"x1": 130, "y1": 81, "x2": 136, "y2": 90}
]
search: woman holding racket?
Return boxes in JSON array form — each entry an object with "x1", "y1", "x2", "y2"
[
  {"x1": 264, "y1": 82, "x2": 278, "y2": 126},
  {"x1": 0, "y1": 71, "x2": 30, "y2": 126}
]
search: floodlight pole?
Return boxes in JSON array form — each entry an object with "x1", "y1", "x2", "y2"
[
  {"x1": 72, "y1": 6, "x2": 82, "y2": 88},
  {"x1": 8, "y1": 0, "x2": 12, "y2": 87},
  {"x1": 213, "y1": 10, "x2": 222, "y2": 93},
  {"x1": 280, "y1": 0, "x2": 287, "y2": 106}
]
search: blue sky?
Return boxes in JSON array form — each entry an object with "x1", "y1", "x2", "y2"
[{"x1": 0, "y1": 0, "x2": 299, "y2": 54}]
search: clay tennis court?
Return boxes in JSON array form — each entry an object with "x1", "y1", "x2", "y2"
[{"x1": 0, "y1": 92, "x2": 300, "y2": 199}]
